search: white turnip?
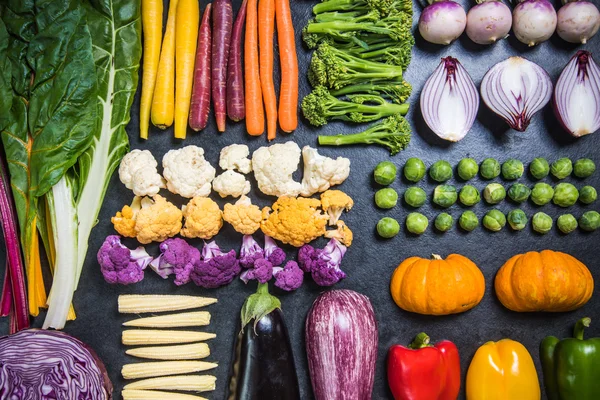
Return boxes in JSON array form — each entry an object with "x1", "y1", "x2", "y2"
[
  {"x1": 466, "y1": 0, "x2": 512, "y2": 45},
  {"x1": 512, "y1": 0, "x2": 557, "y2": 46},
  {"x1": 557, "y1": 1, "x2": 600, "y2": 44},
  {"x1": 419, "y1": 0, "x2": 467, "y2": 45}
]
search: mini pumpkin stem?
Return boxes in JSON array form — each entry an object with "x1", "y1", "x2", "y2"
[
  {"x1": 431, "y1": 254, "x2": 443, "y2": 260},
  {"x1": 574, "y1": 317, "x2": 591, "y2": 340},
  {"x1": 408, "y1": 332, "x2": 432, "y2": 349}
]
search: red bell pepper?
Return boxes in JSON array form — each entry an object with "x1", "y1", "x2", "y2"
[{"x1": 387, "y1": 332, "x2": 460, "y2": 400}]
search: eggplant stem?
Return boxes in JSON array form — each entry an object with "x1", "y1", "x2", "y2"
[{"x1": 240, "y1": 283, "x2": 282, "y2": 332}]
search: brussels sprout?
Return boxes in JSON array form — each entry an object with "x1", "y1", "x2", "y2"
[
  {"x1": 435, "y1": 213, "x2": 454, "y2": 232},
  {"x1": 551, "y1": 158, "x2": 573, "y2": 179},
  {"x1": 457, "y1": 158, "x2": 479, "y2": 181},
  {"x1": 377, "y1": 217, "x2": 400, "y2": 238},
  {"x1": 459, "y1": 185, "x2": 481, "y2": 206},
  {"x1": 404, "y1": 187, "x2": 427, "y2": 208},
  {"x1": 483, "y1": 183, "x2": 506, "y2": 204},
  {"x1": 552, "y1": 183, "x2": 579, "y2": 207},
  {"x1": 580, "y1": 211, "x2": 600, "y2": 232},
  {"x1": 375, "y1": 188, "x2": 398, "y2": 209},
  {"x1": 483, "y1": 209, "x2": 506, "y2": 232},
  {"x1": 573, "y1": 158, "x2": 596, "y2": 178},
  {"x1": 557, "y1": 214, "x2": 578, "y2": 234},
  {"x1": 404, "y1": 158, "x2": 426, "y2": 183},
  {"x1": 580, "y1": 186, "x2": 597, "y2": 204},
  {"x1": 532, "y1": 212, "x2": 553, "y2": 234},
  {"x1": 507, "y1": 209, "x2": 528, "y2": 231},
  {"x1": 508, "y1": 184, "x2": 531, "y2": 203},
  {"x1": 406, "y1": 213, "x2": 428, "y2": 235},
  {"x1": 501, "y1": 159, "x2": 524, "y2": 180},
  {"x1": 429, "y1": 160, "x2": 453, "y2": 182},
  {"x1": 459, "y1": 211, "x2": 479, "y2": 232},
  {"x1": 433, "y1": 185, "x2": 458, "y2": 208},
  {"x1": 480, "y1": 158, "x2": 500, "y2": 180},
  {"x1": 531, "y1": 183, "x2": 555, "y2": 206},
  {"x1": 529, "y1": 158, "x2": 550, "y2": 180},
  {"x1": 374, "y1": 161, "x2": 397, "y2": 185}
]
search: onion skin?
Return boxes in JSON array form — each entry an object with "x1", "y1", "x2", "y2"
[
  {"x1": 305, "y1": 289, "x2": 378, "y2": 400},
  {"x1": 512, "y1": 0, "x2": 558, "y2": 46},
  {"x1": 0, "y1": 329, "x2": 112, "y2": 399},
  {"x1": 466, "y1": 1, "x2": 512, "y2": 45},
  {"x1": 481, "y1": 56, "x2": 553, "y2": 132},
  {"x1": 554, "y1": 51, "x2": 600, "y2": 137},
  {"x1": 557, "y1": 2, "x2": 600, "y2": 44},
  {"x1": 419, "y1": 1, "x2": 467, "y2": 45},
  {"x1": 420, "y1": 57, "x2": 479, "y2": 142}
]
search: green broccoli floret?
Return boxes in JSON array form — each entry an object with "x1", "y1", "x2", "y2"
[
  {"x1": 309, "y1": 42, "x2": 405, "y2": 89},
  {"x1": 301, "y1": 86, "x2": 409, "y2": 126},
  {"x1": 330, "y1": 79, "x2": 412, "y2": 104},
  {"x1": 318, "y1": 114, "x2": 411, "y2": 155},
  {"x1": 313, "y1": 0, "x2": 412, "y2": 17}
]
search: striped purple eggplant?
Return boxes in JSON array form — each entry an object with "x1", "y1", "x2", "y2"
[{"x1": 305, "y1": 289, "x2": 379, "y2": 400}]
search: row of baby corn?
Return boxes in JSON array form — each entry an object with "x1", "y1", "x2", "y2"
[{"x1": 119, "y1": 295, "x2": 219, "y2": 400}]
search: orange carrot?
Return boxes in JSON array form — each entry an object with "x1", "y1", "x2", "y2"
[
  {"x1": 275, "y1": 0, "x2": 298, "y2": 132},
  {"x1": 244, "y1": 0, "x2": 264, "y2": 136},
  {"x1": 140, "y1": 0, "x2": 163, "y2": 139},
  {"x1": 258, "y1": 0, "x2": 277, "y2": 140}
]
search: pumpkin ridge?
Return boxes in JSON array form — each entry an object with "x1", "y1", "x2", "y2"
[
  {"x1": 450, "y1": 256, "x2": 479, "y2": 308},
  {"x1": 401, "y1": 257, "x2": 423, "y2": 313}
]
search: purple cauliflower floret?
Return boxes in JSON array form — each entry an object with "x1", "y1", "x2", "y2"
[
  {"x1": 150, "y1": 238, "x2": 200, "y2": 285},
  {"x1": 264, "y1": 235, "x2": 286, "y2": 266},
  {"x1": 274, "y1": 261, "x2": 304, "y2": 291},
  {"x1": 97, "y1": 235, "x2": 152, "y2": 285},
  {"x1": 190, "y1": 241, "x2": 241, "y2": 289},
  {"x1": 240, "y1": 258, "x2": 274, "y2": 284},
  {"x1": 298, "y1": 239, "x2": 347, "y2": 287},
  {"x1": 239, "y1": 235, "x2": 264, "y2": 269},
  {"x1": 298, "y1": 244, "x2": 318, "y2": 273}
]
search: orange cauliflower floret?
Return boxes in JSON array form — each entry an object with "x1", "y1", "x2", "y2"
[
  {"x1": 135, "y1": 195, "x2": 183, "y2": 244},
  {"x1": 223, "y1": 196, "x2": 262, "y2": 235},
  {"x1": 325, "y1": 220, "x2": 353, "y2": 246},
  {"x1": 260, "y1": 197, "x2": 329, "y2": 247},
  {"x1": 181, "y1": 197, "x2": 223, "y2": 239},
  {"x1": 111, "y1": 197, "x2": 140, "y2": 238},
  {"x1": 320, "y1": 190, "x2": 354, "y2": 226}
]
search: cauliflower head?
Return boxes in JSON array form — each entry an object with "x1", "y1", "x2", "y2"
[
  {"x1": 97, "y1": 235, "x2": 152, "y2": 285},
  {"x1": 111, "y1": 196, "x2": 141, "y2": 238},
  {"x1": 252, "y1": 141, "x2": 303, "y2": 197},
  {"x1": 181, "y1": 197, "x2": 223, "y2": 239},
  {"x1": 325, "y1": 220, "x2": 353, "y2": 246},
  {"x1": 300, "y1": 146, "x2": 350, "y2": 197},
  {"x1": 219, "y1": 144, "x2": 252, "y2": 174},
  {"x1": 320, "y1": 190, "x2": 354, "y2": 226},
  {"x1": 261, "y1": 196, "x2": 328, "y2": 247},
  {"x1": 274, "y1": 261, "x2": 304, "y2": 292},
  {"x1": 190, "y1": 241, "x2": 240, "y2": 288},
  {"x1": 223, "y1": 196, "x2": 262, "y2": 235},
  {"x1": 212, "y1": 170, "x2": 251, "y2": 198},
  {"x1": 135, "y1": 195, "x2": 183, "y2": 244},
  {"x1": 163, "y1": 146, "x2": 216, "y2": 198},
  {"x1": 118, "y1": 150, "x2": 165, "y2": 197}
]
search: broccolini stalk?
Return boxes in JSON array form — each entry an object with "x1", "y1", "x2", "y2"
[
  {"x1": 312, "y1": 0, "x2": 412, "y2": 17},
  {"x1": 331, "y1": 35, "x2": 414, "y2": 70},
  {"x1": 318, "y1": 114, "x2": 411, "y2": 155},
  {"x1": 330, "y1": 80, "x2": 412, "y2": 104}
]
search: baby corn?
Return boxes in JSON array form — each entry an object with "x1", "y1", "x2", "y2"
[
  {"x1": 122, "y1": 361, "x2": 218, "y2": 379},
  {"x1": 118, "y1": 295, "x2": 217, "y2": 313},
  {"x1": 122, "y1": 389, "x2": 208, "y2": 400},
  {"x1": 126, "y1": 342, "x2": 210, "y2": 360},
  {"x1": 122, "y1": 330, "x2": 216, "y2": 345},
  {"x1": 123, "y1": 311, "x2": 211, "y2": 328},
  {"x1": 123, "y1": 375, "x2": 216, "y2": 391}
]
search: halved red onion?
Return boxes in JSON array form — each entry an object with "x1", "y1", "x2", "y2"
[
  {"x1": 420, "y1": 57, "x2": 479, "y2": 142},
  {"x1": 554, "y1": 51, "x2": 600, "y2": 137},
  {"x1": 480, "y1": 56, "x2": 552, "y2": 131}
]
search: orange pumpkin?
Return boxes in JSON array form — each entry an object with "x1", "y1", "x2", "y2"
[
  {"x1": 390, "y1": 254, "x2": 485, "y2": 315},
  {"x1": 495, "y1": 250, "x2": 593, "y2": 312}
]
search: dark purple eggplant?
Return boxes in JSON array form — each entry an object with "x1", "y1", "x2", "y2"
[{"x1": 227, "y1": 283, "x2": 300, "y2": 400}]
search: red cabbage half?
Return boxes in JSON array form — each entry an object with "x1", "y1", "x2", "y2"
[{"x1": 0, "y1": 329, "x2": 112, "y2": 399}]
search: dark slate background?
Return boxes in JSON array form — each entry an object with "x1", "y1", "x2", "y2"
[{"x1": 2, "y1": 0, "x2": 600, "y2": 399}]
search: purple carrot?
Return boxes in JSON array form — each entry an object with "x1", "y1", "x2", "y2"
[
  {"x1": 227, "y1": 0, "x2": 247, "y2": 121},
  {"x1": 189, "y1": 4, "x2": 213, "y2": 131},
  {"x1": 212, "y1": 0, "x2": 234, "y2": 132}
]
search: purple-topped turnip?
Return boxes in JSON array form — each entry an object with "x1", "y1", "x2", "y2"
[
  {"x1": 557, "y1": 0, "x2": 600, "y2": 44},
  {"x1": 466, "y1": 0, "x2": 512, "y2": 44},
  {"x1": 512, "y1": 0, "x2": 558, "y2": 46},
  {"x1": 419, "y1": 0, "x2": 467, "y2": 45}
]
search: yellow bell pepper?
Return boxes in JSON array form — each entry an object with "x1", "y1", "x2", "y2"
[{"x1": 466, "y1": 339, "x2": 540, "y2": 400}]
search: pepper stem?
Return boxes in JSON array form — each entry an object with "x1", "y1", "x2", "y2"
[
  {"x1": 240, "y1": 282, "x2": 281, "y2": 333},
  {"x1": 431, "y1": 254, "x2": 443, "y2": 260},
  {"x1": 574, "y1": 317, "x2": 591, "y2": 340},
  {"x1": 408, "y1": 332, "x2": 432, "y2": 349}
]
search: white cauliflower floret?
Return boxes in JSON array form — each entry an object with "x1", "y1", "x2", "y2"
[
  {"x1": 162, "y1": 145, "x2": 216, "y2": 198},
  {"x1": 252, "y1": 141, "x2": 303, "y2": 197},
  {"x1": 118, "y1": 149, "x2": 165, "y2": 197},
  {"x1": 212, "y1": 170, "x2": 251, "y2": 198},
  {"x1": 300, "y1": 146, "x2": 350, "y2": 196},
  {"x1": 219, "y1": 144, "x2": 252, "y2": 174}
]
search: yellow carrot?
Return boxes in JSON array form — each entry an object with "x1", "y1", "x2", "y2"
[
  {"x1": 152, "y1": 0, "x2": 179, "y2": 129},
  {"x1": 140, "y1": 0, "x2": 163, "y2": 139},
  {"x1": 174, "y1": 0, "x2": 200, "y2": 139}
]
